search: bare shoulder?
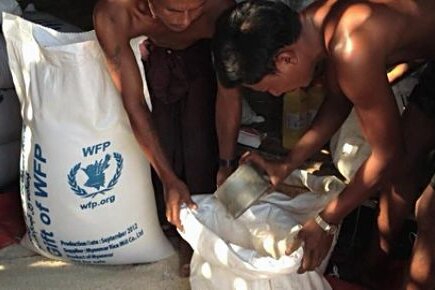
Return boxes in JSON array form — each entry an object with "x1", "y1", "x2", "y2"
[
  {"x1": 326, "y1": 2, "x2": 387, "y2": 64},
  {"x1": 94, "y1": 0, "x2": 132, "y2": 21},
  {"x1": 93, "y1": 0, "x2": 140, "y2": 72},
  {"x1": 94, "y1": 0, "x2": 130, "y2": 33},
  {"x1": 323, "y1": 3, "x2": 390, "y2": 103},
  {"x1": 94, "y1": 0, "x2": 148, "y2": 40}
]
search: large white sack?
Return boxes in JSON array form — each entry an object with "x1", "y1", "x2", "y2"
[
  {"x1": 2, "y1": 13, "x2": 174, "y2": 264},
  {"x1": 180, "y1": 170, "x2": 345, "y2": 290},
  {"x1": 0, "y1": 88, "x2": 21, "y2": 143},
  {"x1": 0, "y1": 140, "x2": 20, "y2": 186}
]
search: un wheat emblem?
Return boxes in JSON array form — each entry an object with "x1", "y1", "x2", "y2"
[{"x1": 68, "y1": 152, "x2": 123, "y2": 198}]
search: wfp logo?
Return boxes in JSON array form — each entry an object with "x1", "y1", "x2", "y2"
[{"x1": 68, "y1": 142, "x2": 123, "y2": 198}]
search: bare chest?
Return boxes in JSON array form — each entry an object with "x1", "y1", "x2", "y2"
[{"x1": 141, "y1": 17, "x2": 212, "y2": 50}]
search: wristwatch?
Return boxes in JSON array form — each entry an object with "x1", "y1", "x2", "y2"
[
  {"x1": 314, "y1": 214, "x2": 338, "y2": 235},
  {"x1": 219, "y1": 158, "x2": 238, "y2": 168}
]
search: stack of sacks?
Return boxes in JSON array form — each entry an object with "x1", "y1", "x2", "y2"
[{"x1": 0, "y1": 0, "x2": 22, "y2": 187}]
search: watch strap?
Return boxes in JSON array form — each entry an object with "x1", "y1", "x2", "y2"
[
  {"x1": 219, "y1": 158, "x2": 238, "y2": 168},
  {"x1": 314, "y1": 214, "x2": 338, "y2": 235}
]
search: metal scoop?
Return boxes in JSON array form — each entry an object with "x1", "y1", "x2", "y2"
[{"x1": 214, "y1": 163, "x2": 308, "y2": 218}]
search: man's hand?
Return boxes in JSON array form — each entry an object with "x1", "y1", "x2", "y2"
[
  {"x1": 240, "y1": 151, "x2": 293, "y2": 187},
  {"x1": 163, "y1": 178, "x2": 197, "y2": 231},
  {"x1": 295, "y1": 218, "x2": 334, "y2": 274}
]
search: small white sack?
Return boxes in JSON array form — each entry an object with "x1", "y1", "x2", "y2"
[
  {"x1": 241, "y1": 98, "x2": 265, "y2": 125},
  {"x1": 180, "y1": 170, "x2": 345, "y2": 290},
  {"x1": 3, "y1": 13, "x2": 174, "y2": 264},
  {"x1": 329, "y1": 110, "x2": 371, "y2": 182}
]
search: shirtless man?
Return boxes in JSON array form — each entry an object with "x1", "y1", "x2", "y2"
[
  {"x1": 212, "y1": 1, "x2": 435, "y2": 289},
  {"x1": 93, "y1": 0, "x2": 240, "y2": 276}
]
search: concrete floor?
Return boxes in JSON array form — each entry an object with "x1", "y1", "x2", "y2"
[{"x1": 0, "y1": 243, "x2": 190, "y2": 290}]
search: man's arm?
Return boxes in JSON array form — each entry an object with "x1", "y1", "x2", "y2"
[
  {"x1": 93, "y1": 2, "x2": 194, "y2": 229},
  {"x1": 237, "y1": 66, "x2": 353, "y2": 187},
  {"x1": 215, "y1": 82, "x2": 241, "y2": 186},
  {"x1": 285, "y1": 69, "x2": 353, "y2": 170},
  {"x1": 296, "y1": 31, "x2": 404, "y2": 273},
  {"x1": 320, "y1": 50, "x2": 403, "y2": 224}
]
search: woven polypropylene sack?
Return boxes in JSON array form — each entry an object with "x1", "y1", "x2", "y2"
[
  {"x1": 180, "y1": 171, "x2": 346, "y2": 290},
  {"x1": 2, "y1": 13, "x2": 174, "y2": 264}
]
